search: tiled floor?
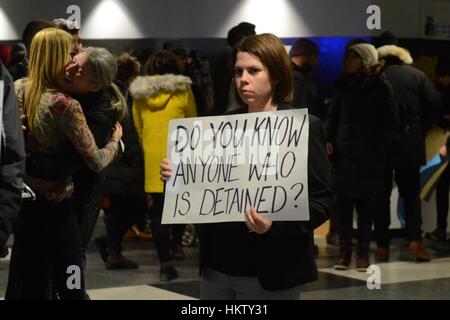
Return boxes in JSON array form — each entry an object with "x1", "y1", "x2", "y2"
[{"x1": 1, "y1": 227, "x2": 450, "y2": 300}]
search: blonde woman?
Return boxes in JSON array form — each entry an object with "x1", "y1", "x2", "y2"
[{"x1": 5, "y1": 28, "x2": 122, "y2": 300}]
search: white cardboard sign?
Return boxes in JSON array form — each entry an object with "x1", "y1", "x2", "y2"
[{"x1": 162, "y1": 109, "x2": 309, "y2": 224}]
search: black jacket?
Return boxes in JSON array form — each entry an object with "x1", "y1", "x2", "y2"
[
  {"x1": 325, "y1": 73, "x2": 399, "y2": 197},
  {"x1": 103, "y1": 80, "x2": 145, "y2": 198},
  {"x1": 198, "y1": 105, "x2": 333, "y2": 290},
  {"x1": 378, "y1": 46, "x2": 441, "y2": 165},
  {"x1": 292, "y1": 63, "x2": 325, "y2": 120},
  {"x1": 0, "y1": 62, "x2": 26, "y2": 247}
]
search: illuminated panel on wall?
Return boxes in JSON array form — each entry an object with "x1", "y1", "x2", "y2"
[
  {"x1": 218, "y1": 0, "x2": 309, "y2": 37},
  {"x1": 82, "y1": 0, "x2": 143, "y2": 39},
  {"x1": 0, "y1": 7, "x2": 19, "y2": 40}
]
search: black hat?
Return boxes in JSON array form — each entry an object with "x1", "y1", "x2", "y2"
[
  {"x1": 289, "y1": 38, "x2": 319, "y2": 57},
  {"x1": 163, "y1": 40, "x2": 187, "y2": 57},
  {"x1": 375, "y1": 30, "x2": 399, "y2": 48},
  {"x1": 227, "y1": 22, "x2": 256, "y2": 47}
]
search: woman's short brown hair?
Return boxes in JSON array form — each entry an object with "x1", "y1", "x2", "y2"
[
  {"x1": 144, "y1": 50, "x2": 181, "y2": 76},
  {"x1": 232, "y1": 33, "x2": 293, "y2": 106},
  {"x1": 116, "y1": 53, "x2": 141, "y2": 84}
]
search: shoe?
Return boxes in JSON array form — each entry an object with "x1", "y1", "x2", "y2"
[
  {"x1": 356, "y1": 243, "x2": 370, "y2": 272},
  {"x1": 374, "y1": 246, "x2": 390, "y2": 262},
  {"x1": 123, "y1": 225, "x2": 153, "y2": 241},
  {"x1": 326, "y1": 232, "x2": 339, "y2": 246},
  {"x1": 105, "y1": 252, "x2": 139, "y2": 270},
  {"x1": 171, "y1": 243, "x2": 185, "y2": 260},
  {"x1": 160, "y1": 263, "x2": 178, "y2": 281},
  {"x1": 409, "y1": 241, "x2": 431, "y2": 262},
  {"x1": 94, "y1": 236, "x2": 109, "y2": 262},
  {"x1": 333, "y1": 241, "x2": 352, "y2": 270},
  {"x1": 138, "y1": 231, "x2": 152, "y2": 241},
  {"x1": 313, "y1": 244, "x2": 319, "y2": 257},
  {"x1": 425, "y1": 230, "x2": 447, "y2": 243}
]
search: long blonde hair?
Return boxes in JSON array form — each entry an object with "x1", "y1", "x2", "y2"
[{"x1": 25, "y1": 28, "x2": 72, "y2": 131}]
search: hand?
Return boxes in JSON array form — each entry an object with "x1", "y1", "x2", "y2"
[
  {"x1": 326, "y1": 142, "x2": 333, "y2": 156},
  {"x1": 111, "y1": 122, "x2": 123, "y2": 142},
  {"x1": 20, "y1": 114, "x2": 28, "y2": 132},
  {"x1": 160, "y1": 158, "x2": 173, "y2": 182},
  {"x1": 244, "y1": 207, "x2": 272, "y2": 235},
  {"x1": 440, "y1": 145, "x2": 448, "y2": 158}
]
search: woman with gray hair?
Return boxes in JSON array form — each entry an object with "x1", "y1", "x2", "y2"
[{"x1": 26, "y1": 46, "x2": 130, "y2": 295}]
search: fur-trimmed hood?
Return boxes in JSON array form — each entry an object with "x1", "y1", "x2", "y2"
[
  {"x1": 377, "y1": 45, "x2": 413, "y2": 65},
  {"x1": 129, "y1": 74, "x2": 192, "y2": 100}
]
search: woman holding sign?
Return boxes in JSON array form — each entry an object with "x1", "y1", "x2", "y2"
[{"x1": 160, "y1": 33, "x2": 332, "y2": 300}]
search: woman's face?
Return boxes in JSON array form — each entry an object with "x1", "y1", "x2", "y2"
[
  {"x1": 344, "y1": 50, "x2": 363, "y2": 75},
  {"x1": 60, "y1": 52, "x2": 100, "y2": 95},
  {"x1": 234, "y1": 52, "x2": 273, "y2": 110}
]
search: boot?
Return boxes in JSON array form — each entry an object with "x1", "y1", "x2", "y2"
[
  {"x1": 94, "y1": 236, "x2": 109, "y2": 262},
  {"x1": 409, "y1": 240, "x2": 431, "y2": 262},
  {"x1": 105, "y1": 250, "x2": 139, "y2": 270},
  {"x1": 356, "y1": 243, "x2": 370, "y2": 272},
  {"x1": 333, "y1": 241, "x2": 352, "y2": 270},
  {"x1": 171, "y1": 242, "x2": 185, "y2": 260},
  {"x1": 160, "y1": 262, "x2": 178, "y2": 281},
  {"x1": 375, "y1": 246, "x2": 390, "y2": 262}
]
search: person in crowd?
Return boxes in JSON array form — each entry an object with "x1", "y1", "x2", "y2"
[
  {"x1": 8, "y1": 19, "x2": 54, "y2": 81},
  {"x1": 186, "y1": 50, "x2": 215, "y2": 116},
  {"x1": 425, "y1": 60, "x2": 450, "y2": 243},
  {"x1": 325, "y1": 43, "x2": 399, "y2": 271},
  {"x1": 289, "y1": 38, "x2": 327, "y2": 256},
  {"x1": 160, "y1": 33, "x2": 332, "y2": 299},
  {"x1": 53, "y1": 18, "x2": 82, "y2": 57},
  {"x1": 23, "y1": 46, "x2": 128, "y2": 288},
  {"x1": 374, "y1": 32, "x2": 441, "y2": 262},
  {"x1": 289, "y1": 38, "x2": 325, "y2": 120},
  {"x1": 130, "y1": 50, "x2": 197, "y2": 280},
  {"x1": 96, "y1": 53, "x2": 148, "y2": 269},
  {"x1": 5, "y1": 28, "x2": 122, "y2": 300},
  {"x1": 0, "y1": 61, "x2": 26, "y2": 260},
  {"x1": 211, "y1": 22, "x2": 256, "y2": 115}
]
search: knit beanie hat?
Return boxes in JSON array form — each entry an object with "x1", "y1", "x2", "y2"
[{"x1": 349, "y1": 43, "x2": 378, "y2": 66}]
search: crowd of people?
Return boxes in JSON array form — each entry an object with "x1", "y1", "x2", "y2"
[{"x1": 0, "y1": 18, "x2": 449, "y2": 300}]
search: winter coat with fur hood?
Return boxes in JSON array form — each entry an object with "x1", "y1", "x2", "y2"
[
  {"x1": 377, "y1": 45, "x2": 441, "y2": 165},
  {"x1": 130, "y1": 74, "x2": 197, "y2": 193}
]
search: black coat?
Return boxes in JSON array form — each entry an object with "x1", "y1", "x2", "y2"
[
  {"x1": 103, "y1": 80, "x2": 145, "y2": 198},
  {"x1": 198, "y1": 105, "x2": 333, "y2": 290},
  {"x1": 0, "y1": 62, "x2": 26, "y2": 247},
  {"x1": 383, "y1": 63, "x2": 441, "y2": 166},
  {"x1": 325, "y1": 74, "x2": 399, "y2": 197},
  {"x1": 292, "y1": 63, "x2": 325, "y2": 120}
]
